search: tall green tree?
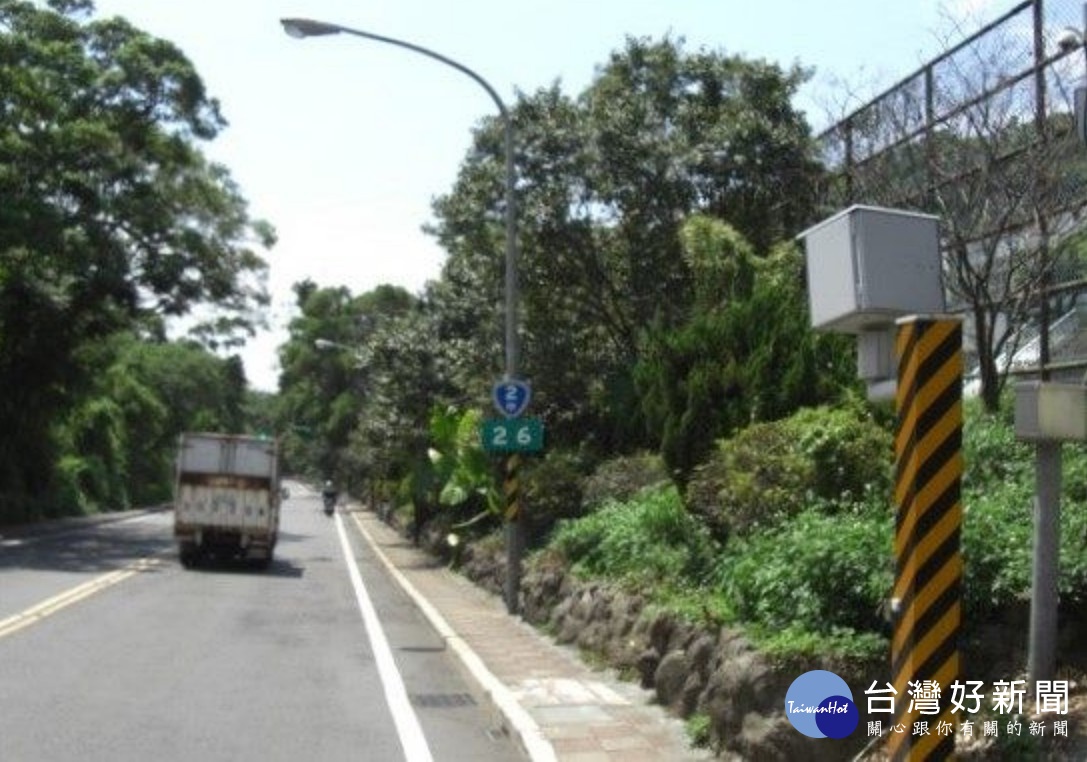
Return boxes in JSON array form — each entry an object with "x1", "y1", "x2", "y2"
[
  {"x1": 39, "y1": 330, "x2": 255, "y2": 519},
  {"x1": 429, "y1": 36, "x2": 823, "y2": 456},
  {"x1": 275, "y1": 281, "x2": 439, "y2": 490},
  {"x1": 277, "y1": 282, "x2": 370, "y2": 481},
  {"x1": 635, "y1": 216, "x2": 856, "y2": 482},
  {"x1": 0, "y1": 0, "x2": 272, "y2": 514},
  {"x1": 348, "y1": 300, "x2": 456, "y2": 499}
]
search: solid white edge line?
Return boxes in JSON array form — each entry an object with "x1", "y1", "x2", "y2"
[
  {"x1": 347, "y1": 511, "x2": 557, "y2": 762},
  {"x1": 334, "y1": 511, "x2": 434, "y2": 762}
]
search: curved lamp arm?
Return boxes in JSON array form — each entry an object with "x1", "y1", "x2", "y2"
[{"x1": 281, "y1": 18, "x2": 519, "y2": 380}]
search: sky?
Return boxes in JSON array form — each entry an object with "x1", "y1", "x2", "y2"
[{"x1": 86, "y1": 0, "x2": 1005, "y2": 392}]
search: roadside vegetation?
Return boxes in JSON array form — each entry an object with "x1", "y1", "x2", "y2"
[
  {"x1": 545, "y1": 396, "x2": 1087, "y2": 675},
  {"x1": 0, "y1": 1, "x2": 274, "y2": 524},
  {"x1": 8, "y1": 2, "x2": 1087, "y2": 704}
]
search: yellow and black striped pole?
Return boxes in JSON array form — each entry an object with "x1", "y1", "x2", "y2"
[
  {"x1": 503, "y1": 453, "x2": 524, "y2": 614},
  {"x1": 504, "y1": 453, "x2": 522, "y2": 521},
  {"x1": 889, "y1": 316, "x2": 963, "y2": 761}
]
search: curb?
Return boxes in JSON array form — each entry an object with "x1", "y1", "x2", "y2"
[{"x1": 346, "y1": 508, "x2": 557, "y2": 762}]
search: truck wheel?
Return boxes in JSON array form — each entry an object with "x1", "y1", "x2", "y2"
[{"x1": 179, "y1": 543, "x2": 198, "y2": 568}]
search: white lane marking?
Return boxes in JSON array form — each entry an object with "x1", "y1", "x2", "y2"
[
  {"x1": 334, "y1": 512, "x2": 434, "y2": 762},
  {"x1": 0, "y1": 557, "x2": 161, "y2": 639},
  {"x1": 347, "y1": 511, "x2": 557, "y2": 762}
]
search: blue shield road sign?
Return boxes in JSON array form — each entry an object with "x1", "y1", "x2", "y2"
[{"x1": 493, "y1": 379, "x2": 531, "y2": 418}]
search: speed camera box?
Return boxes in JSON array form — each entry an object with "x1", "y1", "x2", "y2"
[
  {"x1": 799, "y1": 205, "x2": 944, "y2": 333},
  {"x1": 1015, "y1": 382, "x2": 1087, "y2": 442}
]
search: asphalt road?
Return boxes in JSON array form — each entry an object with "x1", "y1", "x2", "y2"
[{"x1": 0, "y1": 483, "x2": 524, "y2": 762}]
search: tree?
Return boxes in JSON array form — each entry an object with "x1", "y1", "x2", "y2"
[
  {"x1": 275, "y1": 281, "x2": 441, "y2": 493},
  {"x1": 429, "y1": 36, "x2": 823, "y2": 455},
  {"x1": 277, "y1": 282, "x2": 370, "y2": 482},
  {"x1": 24, "y1": 329, "x2": 258, "y2": 521},
  {"x1": 635, "y1": 216, "x2": 856, "y2": 482},
  {"x1": 345, "y1": 298, "x2": 455, "y2": 502},
  {"x1": 91, "y1": 333, "x2": 250, "y2": 505},
  {"x1": 0, "y1": 0, "x2": 272, "y2": 513},
  {"x1": 817, "y1": 7, "x2": 1087, "y2": 411}
]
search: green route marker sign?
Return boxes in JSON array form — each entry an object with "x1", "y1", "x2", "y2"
[{"x1": 481, "y1": 417, "x2": 544, "y2": 453}]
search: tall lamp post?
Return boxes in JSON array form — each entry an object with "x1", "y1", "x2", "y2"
[{"x1": 281, "y1": 18, "x2": 525, "y2": 614}]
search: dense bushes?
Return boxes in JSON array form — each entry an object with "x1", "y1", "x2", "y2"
[
  {"x1": 579, "y1": 451, "x2": 669, "y2": 510},
  {"x1": 961, "y1": 405, "x2": 1087, "y2": 616},
  {"x1": 522, "y1": 451, "x2": 589, "y2": 543},
  {"x1": 717, "y1": 500, "x2": 893, "y2": 635},
  {"x1": 549, "y1": 405, "x2": 895, "y2": 654},
  {"x1": 544, "y1": 398, "x2": 1087, "y2": 665},
  {"x1": 684, "y1": 404, "x2": 893, "y2": 541},
  {"x1": 551, "y1": 484, "x2": 718, "y2": 585}
]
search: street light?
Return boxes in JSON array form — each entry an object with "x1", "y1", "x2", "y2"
[
  {"x1": 314, "y1": 338, "x2": 367, "y2": 366},
  {"x1": 282, "y1": 18, "x2": 525, "y2": 614},
  {"x1": 314, "y1": 338, "x2": 349, "y2": 352},
  {"x1": 281, "y1": 18, "x2": 518, "y2": 377}
]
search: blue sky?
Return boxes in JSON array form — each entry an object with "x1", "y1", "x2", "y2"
[{"x1": 87, "y1": 0, "x2": 1003, "y2": 391}]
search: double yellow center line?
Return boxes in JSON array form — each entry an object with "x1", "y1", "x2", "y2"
[{"x1": 0, "y1": 556, "x2": 162, "y2": 639}]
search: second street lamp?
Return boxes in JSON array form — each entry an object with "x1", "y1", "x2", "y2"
[
  {"x1": 281, "y1": 18, "x2": 526, "y2": 615},
  {"x1": 314, "y1": 338, "x2": 367, "y2": 367}
]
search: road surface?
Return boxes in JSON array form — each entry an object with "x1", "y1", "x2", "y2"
[{"x1": 0, "y1": 482, "x2": 524, "y2": 762}]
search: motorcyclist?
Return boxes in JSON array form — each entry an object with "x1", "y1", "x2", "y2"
[{"x1": 321, "y1": 480, "x2": 338, "y2": 510}]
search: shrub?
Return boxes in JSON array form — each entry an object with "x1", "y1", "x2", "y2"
[
  {"x1": 961, "y1": 399, "x2": 1032, "y2": 488},
  {"x1": 541, "y1": 395, "x2": 1087, "y2": 666},
  {"x1": 955, "y1": 400, "x2": 1087, "y2": 616},
  {"x1": 579, "y1": 451, "x2": 670, "y2": 510},
  {"x1": 522, "y1": 451, "x2": 589, "y2": 544},
  {"x1": 552, "y1": 483, "x2": 718, "y2": 585},
  {"x1": 715, "y1": 504, "x2": 894, "y2": 635},
  {"x1": 962, "y1": 457, "x2": 1087, "y2": 617},
  {"x1": 685, "y1": 404, "x2": 892, "y2": 541},
  {"x1": 961, "y1": 478, "x2": 1035, "y2": 617},
  {"x1": 53, "y1": 456, "x2": 91, "y2": 516}
]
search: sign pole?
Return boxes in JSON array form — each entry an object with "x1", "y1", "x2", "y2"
[
  {"x1": 888, "y1": 315, "x2": 963, "y2": 761},
  {"x1": 492, "y1": 379, "x2": 533, "y2": 615}
]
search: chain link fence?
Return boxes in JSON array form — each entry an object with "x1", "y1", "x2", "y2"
[{"x1": 816, "y1": 0, "x2": 1087, "y2": 391}]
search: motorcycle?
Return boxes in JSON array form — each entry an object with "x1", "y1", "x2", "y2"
[{"x1": 322, "y1": 493, "x2": 336, "y2": 516}]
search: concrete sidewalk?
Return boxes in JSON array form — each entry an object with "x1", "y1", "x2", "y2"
[{"x1": 346, "y1": 507, "x2": 713, "y2": 762}]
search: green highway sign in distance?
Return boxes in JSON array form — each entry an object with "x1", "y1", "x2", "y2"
[{"x1": 481, "y1": 418, "x2": 544, "y2": 453}]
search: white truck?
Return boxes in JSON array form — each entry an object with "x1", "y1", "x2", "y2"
[{"x1": 173, "y1": 432, "x2": 281, "y2": 568}]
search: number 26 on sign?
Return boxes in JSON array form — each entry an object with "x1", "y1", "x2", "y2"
[{"x1": 481, "y1": 418, "x2": 543, "y2": 453}]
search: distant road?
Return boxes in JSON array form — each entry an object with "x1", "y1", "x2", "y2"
[{"x1": 0, "y1": 483, "x2": 524, "y2": 762}]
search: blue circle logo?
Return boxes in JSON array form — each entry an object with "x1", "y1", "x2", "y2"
[{"x1": 784, "y1": 670, "x2": 859, "y2": 739}]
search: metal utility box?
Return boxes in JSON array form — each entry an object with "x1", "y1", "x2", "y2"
[
  {"x1": 799, "y1": 205, "x2": 945, "y2": 333},
  {"x1": 1015, "y1": 382, "x2": 1087, "y2": 442}
]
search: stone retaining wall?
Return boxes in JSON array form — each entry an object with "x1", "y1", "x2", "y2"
[{"x1": 459, "y1": 540, "x2": 878, "y2": 760}]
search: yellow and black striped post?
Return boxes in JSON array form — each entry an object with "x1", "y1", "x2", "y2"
[
  {"x1": 889, "y1": 316, "x2": 963, "y2": 761},
  {"x1": 503, "y1": 453, "x2": 525, "y2": 614},
  {"x1": 504, "y1": 453, "x2": 522, "y2": 521}
]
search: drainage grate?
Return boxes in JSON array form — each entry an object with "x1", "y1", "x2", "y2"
[{"x1": 410, "y1": 692, "x2": 477, "y2": 709}]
